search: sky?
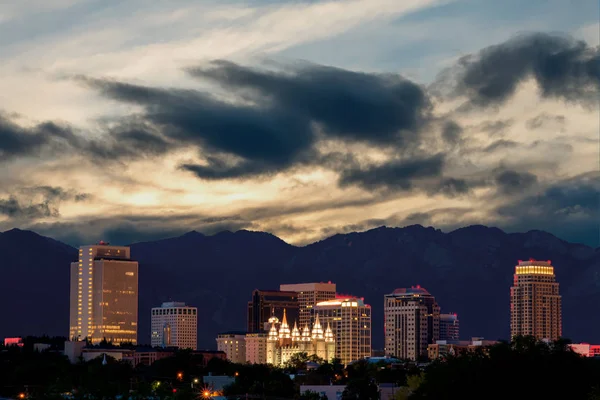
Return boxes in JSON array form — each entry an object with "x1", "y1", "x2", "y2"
[{"x1": 0, "y1": 0, "x2": 598, "y2": 247}]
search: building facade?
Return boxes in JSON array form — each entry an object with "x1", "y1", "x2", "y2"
[
  {"x1": 439, "y1": 313, "x2": 460, "y2": 341},
  {"x1": 280, "y1": 282, "x2": 336, "y2": 328},
  {"x1": 384, "y1": 287, "x2": 440, "y2": 361},
  {"x1": 216, "y1": 332, "x2": 247, "y2": 363},
  {"x1": 510, "y1": 259, "x2": 562, "y2": 340},
  {"x1": 151, "y1": 302, "x2": 198, "y2": 350},
  {"x1": 314, "y1": 297, "x2": 371, "y2": 365},
  {"x1": 69, "y1": 243, "x2": 138, "y2": 344},
  {"x1": 427, "y1": 338, "x2": 498, "y2": 359},
  {"x1": 247, "y1": 289, "x2": 299, "y2": 333},
  {"x1": 245, "y1": 332, "x2": 268, "y2": 364},
  {"x1": 266, "y1": 311, "x2": 335, "y2": 367}
]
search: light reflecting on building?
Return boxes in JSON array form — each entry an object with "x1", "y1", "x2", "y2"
[
  {"x1": 69, "y1": 243, "x2": 138, "y2": 345},
  {"x1": 151, "y1": 302, "x2": 197, "y2": 350}
]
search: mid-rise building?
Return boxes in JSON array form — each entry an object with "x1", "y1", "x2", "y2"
[
  {"x1": 427, "y1": 337, "x2": 498, "y2": 359},
  {"x1": 384, "y1": 286, "x2": 440, "y2": 361},
  {"x1": 69, "y1": 243, "x2": 138, "y2": 345},
  {"x1": 247, "y1": 289, "x2": 299, "y2": 333},
  {"x1": 280, "y1": 282, "x2": 336, "y2": 328},
  {"x1": 216, "y1": 332, "x2": 246, "y2": 363},
  {"x1": 439, "y1": 313, "x2": 460, "y2": 341},
  {"x1": 245, "y1": 332, "x2": 268, "y2": 364},
  {"x1": 314, "y1": 297, "x2": 371, "y2": 365},
  {"x1": 266, "y1": 310, "x2": 335, "y2": 367},
  {"x1": 510, "y1": 259, "x2": 562, "y2": 340},
  {"x1": 151, "y1": 302, "x2": 197, "y2": 350}
]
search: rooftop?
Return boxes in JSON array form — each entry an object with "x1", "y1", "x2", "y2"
[{"x1": 389, "y1": 286, "x2": 432, "y2": 296}]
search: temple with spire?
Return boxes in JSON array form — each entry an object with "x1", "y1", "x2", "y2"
[{"x1": 266, "y1": 309, "x2": 335, "y2": 366}]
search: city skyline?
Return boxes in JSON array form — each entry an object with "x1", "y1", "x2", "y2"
[{"x1": 0, "y1": 1, "x2": 597, "y2": 249}]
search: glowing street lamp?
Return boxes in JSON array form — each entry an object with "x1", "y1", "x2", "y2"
[
  {"x1": 177, "y1": 372, "x2": 183, "y2": 380},
  {"x1": 193, "y1": 378, "x2": 199, "y2": 384}
]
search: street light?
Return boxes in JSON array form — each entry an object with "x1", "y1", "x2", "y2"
[
  {"x1": 177, "y1": 372, "x2": 183, "y2": 380},
  {"x1": 193, "y1": 378, "x2": 199, "y2": 384}
]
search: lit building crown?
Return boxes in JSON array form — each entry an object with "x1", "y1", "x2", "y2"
[
  {"x1": 291, "y1": 322, "x2": 301, "y2": 341},
  {"x1": 301, "y1": 324, "x2": 311, "y2": 341}
]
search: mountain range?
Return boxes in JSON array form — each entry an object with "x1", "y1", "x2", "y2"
[{"x1": 1, "y1": 225, "x2": 599, "y2": 350}]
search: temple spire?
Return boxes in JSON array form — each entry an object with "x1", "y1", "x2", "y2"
[
  {"x1": 267, "y1": 319, "x2": 278, "y2": 342},
  {"x1": 301, "y1": 323, "x2": 311, "y2": 341},
  {"x1": 279, "y1": 309, "x2": 291, "y2": 339},
  {"x1": 325, "y1": 322, "x2": 334, "y2": 342},
  {"x1": 291, "y1": 321, "x2": 301, "y2": 341},
  {"x1": 311, "y1": 314, "x2": 324, "y2": 339}
]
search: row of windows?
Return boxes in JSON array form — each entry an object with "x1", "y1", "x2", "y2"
[{"x1": 152, "y1": 308, "x2": 197, "y2": 315}]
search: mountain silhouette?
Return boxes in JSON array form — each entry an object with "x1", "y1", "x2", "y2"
[{"x1": 1, "y1": 225, "x2": 599, "y2": 350}]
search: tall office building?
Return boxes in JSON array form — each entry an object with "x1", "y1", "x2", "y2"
[
  {"x1": 439, "y1": 313, "x2": 460, "y2": 341},
  {"x1": 151, "y1": 302, "x2": 197, "y2": 350},
  {"x1": 314, "y1": 297, "x2": 371, "y2": 365},
  {"x1": 245, "y1": 332, "x2": 268, "y2": 364},
  {"x1": 69, "y1": 243, "x2": 138, "y2": 345},
  {"x1": 247, "y1": 289, "x2": 299, "y2": 333},
  {"x1": 280, "y1": 282, "x2": 336, "y2": 327},
  {"x1": 384, "y1": 286, "x2": 440, "y2": 361},
  {"x1": 510, "y1": 259, "x2": 562, "y2": 340}
]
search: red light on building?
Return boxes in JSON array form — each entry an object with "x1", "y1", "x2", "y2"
[
  {"x1": 172, "y1": 389, "x2": 177, "y2": 393},
  {"x1": 4, "y1": 337, "x2": 23, "y2": 347}
]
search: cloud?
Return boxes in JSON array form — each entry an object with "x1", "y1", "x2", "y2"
[
  {"x1": 482, "y1": 139, "x2": 519, "y2": 153},
  {"x1": 338, "y1": 154, "x2": 445, "y2": 191},
  {"x1": 189, "y1": 61, "x2": 431, "y2": 145},
  {"x1": 495, "y1": 172, "x2": 600, "y2": 246},
  {"x1": 525, "y1": 113, "x2": 566, "y2": 130},
  {"x1": 0, "y1": 185, "x2": 91, "y2": 220},
  {"x1": 441, "y1": 120, "x2": 462, "y2": 145},
  {"x1": 494, "y1": 170, "x2": 538, "y2": 194},
  {"x1": 438, "y1": 32, "x2": 600, "y2": 107},
  {"x1": 0, "y1": 114, "x2": 76, "y2": 162}
]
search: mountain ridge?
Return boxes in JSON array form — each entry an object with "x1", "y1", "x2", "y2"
[{"x1": 1, "y1": 224, "x2": 599, "y2": 350}]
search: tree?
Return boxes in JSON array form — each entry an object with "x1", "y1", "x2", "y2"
[
  {"x1": 301, "y1": 390, "x2": 328, "y2": 400},
  {"x1": 410, "y1": 337, "x2": 600, "y2": 400}
]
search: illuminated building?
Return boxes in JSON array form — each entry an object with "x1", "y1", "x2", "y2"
[
  {"x1": 216, "y1": 332, "x2": 246, "y2": 363},
  {"x1": 4, "y1": 337, "x2": 23, "y2": 347},
  {"x1": 510, "y1": 259, "x2": 561, "y2": 340},
  {"x1": 280, "y1": 282, "x2": 336, "y2": 328},
  {"x1": 439, "y1": 313, "x2": 460, "y2": 341},
  {"x1": 384, "y1": 286, "x2": 440, "y2": 361},
  {"x1": 569, "y1": 343, "x2": 600, "y2": 357},
  {"x1": 151, "y1": 302, "x2": 197, "y2": 350},
  {"x1": 68, "y1": 243, "x2": 138, "y2": 345},
  {"x1": 266, "y1": 310, "x2": 335, "y2": 367},
  {"x1": 247, "y1": 289, "x2": 299, "y2": 333},
  {"x1": 245, "y1": 332, "x2": 268, "y2": 364},
  {"x1": 314, "y1": 297, "x2": 371, "y2": 365}
]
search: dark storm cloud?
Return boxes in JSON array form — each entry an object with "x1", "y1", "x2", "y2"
[
  {"x1": 495, "y1": 170, "x2": 538, "y2": 194},
  {"x1": 188, "y1": 61, "x2": 431, "y2": 145},
  {"x1": 79, "y1": 76, "x2": 314, "y2": 178},
  {"x1": 442, "y1": 32, "x2": 600, "y2": 107},
  {"x1": 338, "y1": 154, "x2": 445, "y2": 190},
  {"x1": 0, "y1": 115, "x2": 77, "y2": 162}
]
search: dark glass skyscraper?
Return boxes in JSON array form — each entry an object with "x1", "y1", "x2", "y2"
[{"x1": 247, "y1": 289, "x2": 299, "y2": 333}]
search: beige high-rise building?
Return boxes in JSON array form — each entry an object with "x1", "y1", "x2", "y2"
[
  {"x1": 216, "y1": 332, "x2": 246, "y2": 363},
  {"x1": 384, "y1": 287, "x2": 440, "y2": 361},
  {"x1": 69, "y1": 243, "x2": 138, "y2": 345},
  {"x1": 314, "y1": 297, "x2": 371, "y2": 365},
  {"x1": 279, "y1": 282, "x2": 336, "y2": 327},
  {"x1": 510, "y1": 259, "x2": 562, "y2": 341},
  {"x1": 151, "y1": 302, "x2": 197, "y2": 350}
]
